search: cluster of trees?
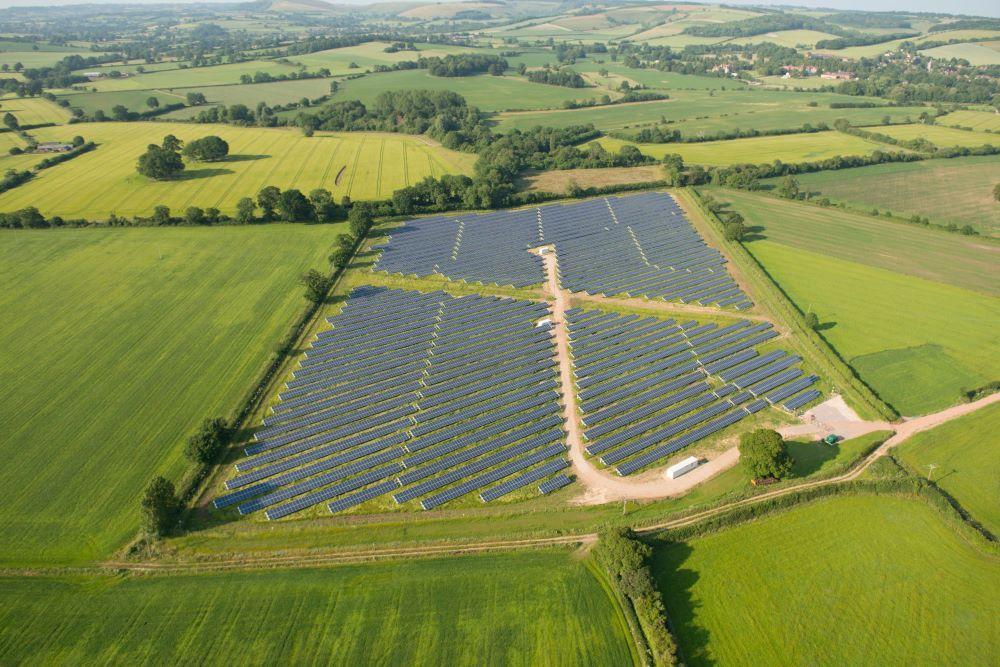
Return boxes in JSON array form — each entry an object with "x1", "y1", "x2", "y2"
[
  {"x1": 182, "y1": 135, "x2": 229, "y2": 161},
  {"x1": 192, "y1": 102, "x2": 279, "y2": 127},
  {"x1": 140, "y1": 476, "x2": 180, "y2": 537},
  {"x1": 422, "y1": 54, "x2": 507, "y2": 77},
  {"x1": 815, "y1": 32, "x2": 916, "y2": 50},
  {"x1": 739, "y1": 429, "x2": 794, "y2": 482},
  {"x1": 684, "y1": 13, "x2": 851, "y2": 38},
  {"x1": 554, "y1": 42, "x2": 607, "y2": 64},
  {"x1": 238, "y1": 68, "x2": 328, "y2": 85},
  {"x1": 594, "y1": 528, "x2": 679, "y2": 666},
  {"x1": 183, "y1": 417, "x2": 232, "y2": 465},
  {"x1": 525, "y1": 68, "x2": 587, "y2": 88},
  {"x1": 136, "y1": 134, "x2": 231, "y2": 180}
]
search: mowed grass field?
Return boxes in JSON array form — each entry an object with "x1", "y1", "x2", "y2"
[
  {"x1": 877, "y1": 123, "x2": 999, "y2": 148},
  {"x1": 0, "y1": 226, "x2": 340, "y2": 565},
  {"x1": 764, "y1": 155, "x2": 1000, "y2": 236},
  {"x1": 0, "y1": 122, "x2": 476, "y2": 218},
  {"x1": 0, "y1": 550, "x2": 634, "y2": 664},
  {"x1": 320, "y1": 70, "x2": 604, "y2": 113},
  {"x1": 920, "y1": 41, "x2": 1000, "y2": 65},
  {"x1": 595, "y1": 131, "x2": 887, "y2": 166},
  {"x1": 652, "y1": 495, "x2": 999, "y2": 665},
  {"x1": 722, "y1": 192, "x2": 1000, "y2": 414},
  {"x1": 937, "y1": 109, "x2": 1000, "y2": 132},
  {"x1": 85, "y1": 60, "x2": 312, "y2": 91},
  {"x1": 895, "y1": 403, "x2": 1000, "y2": 536},
  {"x1": 55, "y1": 89, "x2": 188, "y2": 116},
  {"x1": 0, "y1": 95, "x2": 71, "y2": 125}
]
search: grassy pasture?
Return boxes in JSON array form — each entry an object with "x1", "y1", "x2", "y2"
[
  {"x1": 937, "y1": 109, "x2": 1000, "y2": 133},
  {"x1": 86, "y1": 60, "x2": 311, "y2": 92},
  {"x1": 520, "y1": 165, "x2": 663, "y2": 192},
  {"x1": 762, "y1": 155, "x2": 1000, "y2": 236},
  {"x1": 729, "y1": 29, "x2": 841, "y2": 48},
  {"x1": 715, "y1": 188, "x2": 999, "y2": 295},
  {"x1": 0, "y1": 47, "x2": 92, "y2": 69},
  {"x1": 320, "y1": 70, "x2": 604, "y2": 112},
  {"x1": 287, "y1": 41, "x2": 489, "y2": 73},
  {"x1": 876, "y1": 123, "x2": 999, "y2": 148},
  {"x1": 920, "y1": 41, "x2": 1000, "y2": 65},
  {"x1": 594, "y1": 131, "x2": 886, "y2": 166},
  {"x1": 56, "y1": 89, "x2": 188, "y2": 115},
  {"x1": 0, "y1": 225, "x2": 340, "y2": 565},
  {"x1": 739, "y1": 239, "x2": 999, "y2": 415},
  {"x1": 0, "y1": 95, "x2": 71, "y2": 125},
  {"x1": 166, "y1": 78, "x2": 334, "y2": 115},
  {"x1": 0, "y1": 122, "x2": 476, "y2": 218},
  {"x1": 652, "y1": 495, "x2": 999, "y2": 665},
  {"x1": 895, "y1": 403, "x2": 1000, "y2": 536},
  {"x1": 0, "y1": 550, "x2": 634, "y2": 664}
]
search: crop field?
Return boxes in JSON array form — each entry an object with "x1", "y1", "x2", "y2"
[
  {"x1": 0, "y1": 225, "x2": 341, "y2": 565},
  {"x1": 876, "y1": 123, "x2": 999, "y2": 148},
  {"x1": 723, "y1": 193, "x2": 1000, "y2": 414},
  {"x1": 86, "y1": 60, "x2": 313, "y2": 91},
  {"x1": 519, "y1": 165, "x2": 663, "y2": 192},
  {"x1": 493, "y1": 89, "x2": 917, "y2": 134},
  {"x1": 287, "y1": 41, "x2": 488, "y2": 73},
  {"x1": 762, "y1": 155, "x2": 1000, "y2": 236},
  {"x1": 652, "y1": 495, "x2": 999, "y2": 665},
  {"x1": 895, "y1": 403, "x2": 1000, "y2": 536},
  {"x1": 595, "y1": 131, "x2": 887, "y2": 166},
  {"x1": 937, "y1": 109, "x2": 1000, "y2": 133},
  {"x1": 0, "y1": 122, "x2": 476, "y2": 218},
  {"x1": 0, "y1": 46, "x2": 92, "y2": 69},
  {"x1": 579, "y1": 63, "x2": 740, "y2": 91},
  {"x1": 321, "y1": 70, "x2": 604, "y2": 113},
  {"x1": 729, "y1": 29, "x2": 842, "y2": 48},
  {"x1": 0, "y1": 129, "x2": 26, "y2": 154},
  {"x1": 0, "y1": 550, "x2": 634, "y2": 664},
  {"x1": 166, "y1": 78, "x2": 334, "y2": 113},
  {"x1": 0, "y1": 95, "x2": 71, "y2": 125},
  {"x1": 920, "y1": 41, "x2": 1000, "y2": 65}
]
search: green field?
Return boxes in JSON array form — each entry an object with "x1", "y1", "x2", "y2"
[
  {"x1": 173, "y1": 78, "x2": 332, "y2": 109},
  {"x1": 596, "y1": 131, "x2": 886, "y2": 166},
  {"x1": 321, "y1": 70, "x2": 605, "y2": 113},
  {"x1": 0, "y1": 122, "x2": 476, "y2": 218},
  {"x1": 0, "y1": 225, "x2": 340, "y2": 565},
  {"x1": 0, "y1": 550, "x2": 634, "y2": 664},
  {"x1": 85, "y1": 60, "x2": 313, "y2": 92},
  {"x1": 287, "y1": 41, "x2": 488, "y2": 74},
  {"x1": 652, "y1": 495, "x2": 999, "y2": 665},
  {"x1": 722, "y1": 191, "x2": 1000, "y2": 414},
  {"x1": 920, "y1": 41, "x2": 1000, "y2": 65},
  {"x1": 0, "y1": 45, "x2": 92, "y2": 69},
  {"x1": 937, "y1": 109, "x2": 1000, "y2": 133},
  {"x1": 762, "y1": 155, "x2": 1000, "y2": 236},
  {"x1": 0, "y1": 95, "x2": 71, "y2": 125},
  {"x1": 876, "y1": 123, "x2": 999, "y2": 148},
  {"x1": 729, "y1": 29, "x2": 841, "y2": 48},
  {"x1": 55, "y1": 89, "x2": 188, "y2": 115},
  {"x1": 895, "y1": 403, "x2": 1000, "y2": 536}
]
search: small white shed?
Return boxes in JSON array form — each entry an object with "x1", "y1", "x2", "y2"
[
  {"x1": 536, "y1": 318, "x2": 552, "y2": 328},
  {"x1": 666, "y1": 456, "x2": 700, "y2": 479}
]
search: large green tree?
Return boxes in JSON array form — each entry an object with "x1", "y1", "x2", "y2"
[
  {"x1": 739, "y1": 428, "x2": 794, "y2": 481},
  {"x1": 136, "y1": 136, "x2": 184, "y2": 180},
  {"x1": 140, "y1": 476, "x2": 180, "y2": 537},
  {"x1": 183, "y1": 135, "x2": 229, "y2": 162}
]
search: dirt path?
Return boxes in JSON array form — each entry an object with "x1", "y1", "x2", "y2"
[{"x1": 573, "y1": 292, "x2": 772, "y2": 323}]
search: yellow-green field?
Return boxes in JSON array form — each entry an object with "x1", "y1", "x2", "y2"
[
  {"x1": 594, "y1": 131, "x2": 887, "y2": 166},
  {"x1": 729, "y1": 29, "x2": 841, "y2": 48},
  {"x1": 919, "y1": 41, "x2": 1000, "y2": 65},
  {"x1": 877, "y1": 123, "x2": 999, "y2": 148},
  {"x1": 0, "y1": 122, "x2": 476, "y2": 219},
  {"x1": 936, "y1": 110, "x2": 1000, "y2": 133},
  {"x1": 0, "y1": 95, "x2": 71, "y2": 125},
  {"x1": 84, "y1": 60, "x2": 312, "y2": 92}
]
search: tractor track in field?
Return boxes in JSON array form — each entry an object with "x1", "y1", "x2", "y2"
[{"x1": 86, "y1": 392, "x2": 997, "y2": 576}]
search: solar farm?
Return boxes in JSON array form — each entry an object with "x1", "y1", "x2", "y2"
[
  {"x1": 215, "y1": 192, "x2": 821, "y2": 519},
  {"x1": 375, "y1": 192, "x2": 752, "y2": 309}
]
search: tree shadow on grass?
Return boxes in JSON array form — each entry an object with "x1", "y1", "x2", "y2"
[
  {"x1": 176, "y1": 167, "x2": 234, "y2": 180},
  {"x1": 742, "y1": 225, "x2": 767, "y2": 242},
  {"x1": 815, "y1": 321, "x2": 837, "y2": 332},
  {"x1": 221, "y1": 154, "x2": 269, "y2": 162},
  {"x1": 788, "y1": 440, "x2": 838, "y2": 477},
  {"x1": 648, "y1": 540, "x2": 712, "y2": 666}
]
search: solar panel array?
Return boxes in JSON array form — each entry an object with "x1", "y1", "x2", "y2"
[
  {"x1": 374, "y1": 192, "x2": 751, "y2": 309},
  {"x1": 567, "y1": 308, "x2": 819, "y2": 476},
  {"x1": 214, "y1": 287, "x2": 570, "y2": 519}
]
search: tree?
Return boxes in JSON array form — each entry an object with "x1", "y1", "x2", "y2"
[
  {"x1": 235, "y1": 196, "x2": 256, "y2": 224},
  {"x1": 3, "y1": 112, "x2": 18, "y2": 130},
  {"x1": 182, "y1": 135, "x2": 229, "y2": 162},
  {"x1": 300, "y1": 269, "x2": 331, "y2": 303},
  {"x1": 804, "y1": 311, "x2": 819, "y2": 329},
  {"x1": 277, "y1": 188, "x2": 314, "y2": 221},
  {"x1": 140, "y1": 476, "x2": 179, "y2": 537},
  {"x1": 186, "y1": 91, "x2": 207, "y2": 106},
  {"x1": 146, "y1": 96, "x2": 159, "y2": 109},
  {"x1": 151, "y1": 204, "x2": 172, "y2": 226},
  {"x1": 136, "y1": 137, "x2": 184, "y2": 180},
  {"x1": 111, "y1": 104, "x2": 130, "y2": 121},
  {"x1": 724, "y1": 220, "x2": 746, "y2": 241},
  {"x1": 257, "y1": 186, "x2": 281, "y2": 220},
  {"x1": 739, "y1": 429, "x2": 794, "y2": 481},
  {"x1": 309, "y1": 188, "x2": 341, "y2": 222},
  {"x1": 183, "y1": 417, "x2": 231, "y2": 465},
  {"x1": 71, "y1": 135, "x2": 84, "y2": 147},
  {"x1": 184, "y1": 206, "x2": 205, "y2": 225},
  {"x1": 777, "y1": 175, "x2": 799, "y2": 199},
  {"x1": 348, "y1": 204, "x2": 374, "y2": 237}
]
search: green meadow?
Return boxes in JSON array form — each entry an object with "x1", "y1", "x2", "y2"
[
  {"x1": 723, "y1": 190, "x2": 1000, "y2": 414},
  {"x1": 0, "y1": 225, "x2": 340, "y2": 565},
  {"x1": 937, "y1": 109, "x2": 1000, "y2": 133},
  {"x1": 895, "y1": 403, "x2": 1000, "y2": 536},
  {"x1": 84, "y1": 60, "x2": 315, "y2": 91},
  {"x1": 762, "y1": 155, "x2": 1000, "y2": 236},
  {"x1": 877, "y1": 123, "x2": 999, "y2": 148},
  {"x1": 0, "y1": 550, "x2": 634, "y2": 665},
  {"x1": 652, "y1": 495, "x2": 999, "y2": 666}
]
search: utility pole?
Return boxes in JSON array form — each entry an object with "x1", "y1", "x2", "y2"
[{"x1": 925, "y1": 463, "x2": 938, "y2": 482}]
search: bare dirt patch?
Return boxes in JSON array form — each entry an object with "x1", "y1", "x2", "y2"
[{"x1": 520, "y1": 166, "x2": 663, "y2": 193}]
